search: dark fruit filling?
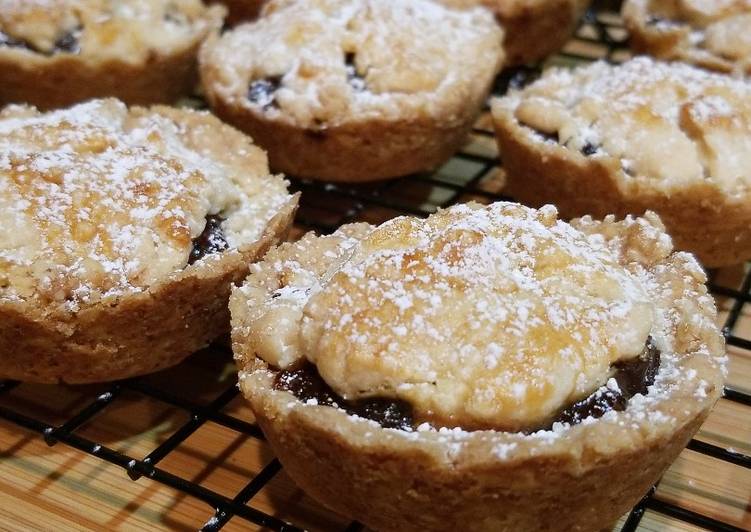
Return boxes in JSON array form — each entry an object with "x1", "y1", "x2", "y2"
[
  {"x1": 248, "y1": 76, "x2": 282, "y2": 110},
  {"x1": 275, "y1": 363, "x2": 414, "y2": 430},
  {"x1": 188, "y1": 215, "x2": 229, "y2": 265},
  {"x1": 0, "y1": 28, "x2": 81, "y2": 55},
  {"x1": 534, "y1": 129, "x2": 558, "y2": 143},
  {"x1": 52, "y1": 28, "x2": 81, "y2": 54},
  {"x1": 275, "y1": 338, "x2": 660, "y2": 433},
  {"x1": 546, "y1": 338, "x2": 660, "y2": 428},
  {"x1": 344, "y1": 52, "x2": 366, "y2": 91},
  {"x1": 646, "y1": 15, "x2": 665, "y2": 26},
  {"x1": 0, "y1": 31, "x2": 27, "y2": 50},
  {"x1": 580, "y1": 142, "x2": 599, "y2": 156}
]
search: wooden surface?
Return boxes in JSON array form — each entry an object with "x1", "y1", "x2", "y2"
[{"x1": 2, "y1": 9, "x2": 751, "y2": 532}]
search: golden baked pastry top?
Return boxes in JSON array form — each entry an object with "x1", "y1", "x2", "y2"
[
  {"x1": 495, "y1": 57, "x2": 751, "y2": 194},
  {"x1": 0, "y1": 0, "x2": 222, "y2": 63},
  {"x1": 0, "y1": 98, "x2": 290, "y2": 308},
  {"x1": 234, "y1": 202, "x2": 672, "y2": 432},
  {"x1": 200, "y1": 0, "x2": 504, "y2": 127}
]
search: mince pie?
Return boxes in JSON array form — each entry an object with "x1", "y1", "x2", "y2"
[
  {"x1": 623, "y1": 0, "x2": 751, "y2": 76},
  {"x1": 0, "y1": 98, "x2": 297, "y2": 383},
  {"x1": 492, "y1": 57, "x2": 751, "y2": 266},
  {"x1": 199, "y1": 0, "x2": 504, "y2": 182},
  {"x1": 0, "y1": 0, "x2": 224, "y2": 110},
  {"x1": 231, "y1": 201, "x2": 725, "y2": 531}
]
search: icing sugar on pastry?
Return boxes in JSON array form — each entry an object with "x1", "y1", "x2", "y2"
[
  {"x1": 0, "y1": 0, "x2": 219, "y2": 62},
  {"x1": 239, "y1": 203, "x2": 657, "y2": 432},
  {"x1": 505, "y1": 57, "x2": 751, "y2": 193},
  {"x1": 623, "y1": 0, "x2": 751, "y2": 76},
  {"x1": 0, "y1": 99, "x2": 289, "y2": 306},
  {"x1": 200, "y1": 0, "x2": 504, "y2": 128}
]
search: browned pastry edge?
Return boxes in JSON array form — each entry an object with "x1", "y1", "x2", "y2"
[
  {"x1": 0, "y1": 196, "x2": 297, "y2": 384},
  {"x1": 209, "y1": 0, "x2": 267, "y2": 24},
  {"x1": 492, "y1": 0, "x2": 591, "y2": 66},
  {"x1": 203, "y1": 94, "x2": 483, "y2": 182},
  {"x1": 0, "y1": 7, "x2": 223, "y2": 111},
  {"x1": 242, "y1": 360, "x2": 712, "y2": 532},
  {"x1": 492, "y1": 107, "x2": 751, "y2": 268}
]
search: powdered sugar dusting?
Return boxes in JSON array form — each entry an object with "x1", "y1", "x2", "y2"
[
  {"x1": 498, "y1": 57, "x2": 751, "y2": 192},
  {"x1": 0, "y1": 0, "x2": 220, "y2": 62},
  {"x1": 624, "y1": 0, "x2": 751, "y2": 77},
  {"x1": 254, "y1": 202, "x2": 659, "y2": 432},
  {"x1": 238, "y1": 204, "x2": 725, "y2": 460},
  {"x1": 201, "y1": 0, "x2": 503, "y2": 127},
  {"x1": 0, "y1": 99, "x2": 289, "y2": 308}
]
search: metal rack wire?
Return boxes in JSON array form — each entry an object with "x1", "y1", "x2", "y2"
[{"x1": 1, "y1": 1, "x2": 750, "y2": 530}]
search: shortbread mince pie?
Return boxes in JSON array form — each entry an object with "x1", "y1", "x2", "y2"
[
  {"x1": 0, "y1": 0, "x2": 224, "y2": 110},
  {"x1": 231, "y1": 201, "x2": 725, "y2": 531},
  {"x1": 436, "y1": 0, "x2": 592, "y2": 66},
  {"x1": 199, "y1": 0, "x2": 504, "y2": 182},
  {"x1": 623, "y1": 0, "x2": 751, "y2": 76},
  {"x1": 0, "y1": 98, "x2": 297, "y2": 383},
  {"x1": 492, "y1": 57, "x2": 751, "y2": 267}
]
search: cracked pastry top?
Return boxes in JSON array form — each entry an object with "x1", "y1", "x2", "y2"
[
  {"x1": 201, "y1": 0, "x2": 502, "y2": 128},
  {"x1": 491, "y1": 57, "x2": 751, "y2": 266},
  {"x1": 0, "y1": 0, "x2": 224, "y2": 109},
  {"x1": 232, "y1": 201, "x2": 724, "y2": 432},
  {"x1": 231, "y1": 201, "x2": 725, "y2": 530},
  {"x1": 0, "y1": 98, "x2": 291, "y2": 308},
  {"x1": 623, "y1": 0, "x2": 751, "y2": 76}
]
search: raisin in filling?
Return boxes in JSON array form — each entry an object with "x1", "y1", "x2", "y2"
[
  {"x1": 580, "y1": 142, "x2": 599, "y2": 156},
  {"x1": 0, "y1": 28, "x2": 81, "y2": 55},
  {"x1": 248, "y1": 76, "x2": 282, "y2": 111},
  {"x1": 275, "y1": 338, "x2": 660, "y2": 433},
  {"x1": 188, "y1": 215, "x2": 229, "y2": 265},
  {"x1": 53, "y1": 28, "x2": 81, "y2": 54},
  {"x1": 0, "y1": 31, "x2": 29, "y2": 50},
  {"x1": 344, "y1": 52, "x2": 366, "y2": 92},
  {"x1": 646, "y1": 15, "x2": 665, "y2": 26}
]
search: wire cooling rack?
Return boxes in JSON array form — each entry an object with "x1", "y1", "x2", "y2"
[{"x1": 1, "y1": 2, "x2": 750, "y2": 530}]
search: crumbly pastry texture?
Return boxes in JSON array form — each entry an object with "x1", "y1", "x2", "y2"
[
  {"x1": 0, "y1": 98, "x2": 297, "y2": 383},
  {"x1": 492, "y1": 57, "x2": 751, "y2": 267},
  {"x1": 623, "y1": 0, "x2": 751, "y2": 76},
  {"x1": 435, "y1": 0, "x2": 592, "y2": 66},
  {"x1": 231, "y1": 201, "x2": 725, "y2": 531},
  {"x1": 0, "y1": 0, "x2": 224, "y2": 109},
  {"x1": 199, "y1": 0, "x2": 504, "y2": 181}
]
